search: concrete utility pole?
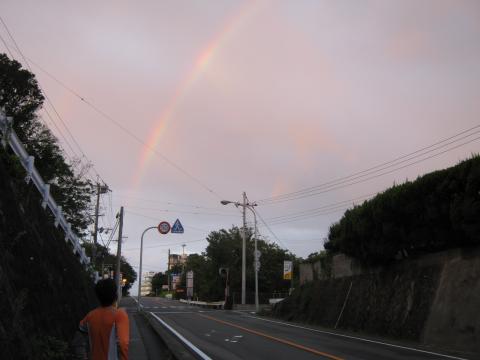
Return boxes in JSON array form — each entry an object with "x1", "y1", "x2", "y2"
[
  {"x1": 221, "y1": 193, "x2": 257, "y2": 306},
  {"x1": 167, "y1": 248, "x2": 171, "y2": 291},
  {"x1": 115, "y1": 206, "x2": 124, "y2": 302},
  {"x1": 241, "y1": 192, "x2": 247, "y2": 305},
  {"x1": 92, "y1": 182, "x2": 109, "y2": 268}
]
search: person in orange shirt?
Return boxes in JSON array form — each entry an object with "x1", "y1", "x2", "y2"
[{"x1": 79, "y1": 279, "x2": 129, "y2": 360}]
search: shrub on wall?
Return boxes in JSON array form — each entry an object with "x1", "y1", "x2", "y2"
[{"x1": 324, "y1": 156, "x2": 480, "y2": 265}]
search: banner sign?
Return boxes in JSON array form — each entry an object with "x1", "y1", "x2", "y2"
[{"x1": 283, "y1": 260, "x2": 293, "y2": 280}]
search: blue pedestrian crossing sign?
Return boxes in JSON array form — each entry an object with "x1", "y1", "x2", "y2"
[{"x1": 171, "y1": 219, "x2": 184, "y2": 234}]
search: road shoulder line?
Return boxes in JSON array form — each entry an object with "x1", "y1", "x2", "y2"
[
  {"x1": 245, "y1": 315, "x2": 468, "y2": 360},
  {"x1": 150, "y1": 312, "x2": 212, "y2": 360}
]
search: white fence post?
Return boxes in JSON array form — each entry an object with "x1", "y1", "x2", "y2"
[
  {"x1": 1, "y1": 110, "x2": 91, "y2": 272},
  {"x1": 25, "y1": 156, "x2": 34, "y2": 184},
  {"x1": 41, "y1": 183, "x2": 50, "y2": 209},
  {"x1": 54, "y1": 206, "x2": 62, "y2": 228},
  {"x1": 65, "y1": 223, "x2": 72, "y2": 243}
]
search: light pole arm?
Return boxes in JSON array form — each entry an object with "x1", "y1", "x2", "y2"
[{"x1": 137, "y1": 226, "x2": 157, "y2": 310}]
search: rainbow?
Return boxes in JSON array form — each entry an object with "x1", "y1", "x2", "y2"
[{"x1": 131, "y1": 0, "x2": 260, "y2": 190}]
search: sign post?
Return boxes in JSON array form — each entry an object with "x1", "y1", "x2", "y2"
[
  {"x1": 137, "y1": 225, "x2": 158, "y2": 310},
  {"x1": 186, "y1": 271, "x2": 194, "y2": 300}
]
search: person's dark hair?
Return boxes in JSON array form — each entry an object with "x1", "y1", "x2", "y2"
[{"x1": 95, "y1": 279, "x2": 118, "y2": 306}]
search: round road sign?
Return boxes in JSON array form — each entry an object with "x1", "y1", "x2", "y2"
[{"x1": 158, "y1": 221, "x2": 171, "y2": 234}]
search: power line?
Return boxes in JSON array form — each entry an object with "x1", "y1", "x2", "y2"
[
  {"x1": 114, "y1": 194, "x2": 238, "y2": 212},
  {"x1": 122, "y1": 205, "x2": 240, "y2": 218},
  {"x1": 6, "y1": 49, "x2": 222, "y2": 199},
  {"x1": 258, "y1": 128, "x2": 480, "y2": 205},
  {"x1": 260, "y1": 205, "x2": 350, "y2": 227},
  {"x1": 0, "y1": 18, "x2": 105, "y2": 185},
  {"x1": 124, "y1": 211, "x2": 214, "y2": 232},
  {"x1": 254, "y1": 209, "x2": 288, "y2": 250},
  {"x1": 0, "y1": 33, "x2": 14, "y2": 59},
  {"x1": 264, "y1": 193, "x2": 375, "y2": 223},
  {"x1": 123, "y1": 238, "x2": 207, "y2": 252}
]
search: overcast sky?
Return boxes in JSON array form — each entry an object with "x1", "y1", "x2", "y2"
[{"x1": 1, "y1": 0, "x2": 480, "y2": 293}]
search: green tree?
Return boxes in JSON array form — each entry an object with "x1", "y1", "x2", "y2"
[
  {"x1": 0, "y1": 53, "x2": 94, "y2": 235},
  {"x1": 83, "y1": 243, "x2": 137, "y2": 295},
  {"x1": 184, "y1": 226, "x2": 299, "y2": 302},
  {"x1": 151, "y1": 272, "x2": 168, "y2": 295}
]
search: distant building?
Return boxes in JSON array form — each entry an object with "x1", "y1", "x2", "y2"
[
  {"x1": 168, "y1": 253, "x2": 187, "y2": 270},
  {"x1": 140, "y1": 271, "x2": 155, "y2": 296}
]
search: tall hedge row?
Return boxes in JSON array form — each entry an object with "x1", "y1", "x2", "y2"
[{"x1": 324, "y1": 156, "x2": 480, "y2": 265}]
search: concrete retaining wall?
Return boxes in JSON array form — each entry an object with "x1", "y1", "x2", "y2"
[
  {"x1": 423, "y1": 247, "x2": 480, "y2": 354},
  {"x1": 289, "y1": 247, "x2": 480, "y2": 355}
]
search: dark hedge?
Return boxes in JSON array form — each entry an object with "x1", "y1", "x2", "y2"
[{"x1": 325, "y1": 156, "x2": 480, "y2": 265}]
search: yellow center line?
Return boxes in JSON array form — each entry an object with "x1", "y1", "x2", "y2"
[{"x1": 197, "y1": 314, "x2": 344, "y2": 360}]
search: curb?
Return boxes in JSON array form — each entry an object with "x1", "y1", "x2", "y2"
[{"x1": 141, "y1": 311, "x2": 209, "y2": 360}]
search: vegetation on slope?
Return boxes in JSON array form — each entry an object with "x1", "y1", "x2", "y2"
[
  {"x1": 325, "y1": 156, "x2": 480, "y2": 265},
  {"x1": 0, "y1": 53, "x2": 94, "y2": 235}
]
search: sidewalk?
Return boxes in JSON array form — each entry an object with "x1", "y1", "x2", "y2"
[{"x1": 120, "y1": 297, "x2": 171, "y2": 359}]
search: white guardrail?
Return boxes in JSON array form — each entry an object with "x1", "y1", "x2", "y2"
[
  {"x1": 179, "y1": 299, "x2": 225, "y2": 308},
  {"x1": 0, "y1": 110, "x2": 90, "y2": 268}
]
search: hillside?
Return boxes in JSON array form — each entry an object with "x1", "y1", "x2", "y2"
[{"x1": 0, "y1": 152, "x2": 96, "y2": 359}]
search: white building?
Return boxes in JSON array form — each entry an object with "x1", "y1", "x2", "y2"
[{"x1": 140, "y1": 271, "x2": 156, "y2": 296}]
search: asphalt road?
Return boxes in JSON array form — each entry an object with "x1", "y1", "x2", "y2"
[{"x1": 138, "y1": 297, "x2": 471, "y2": 360}]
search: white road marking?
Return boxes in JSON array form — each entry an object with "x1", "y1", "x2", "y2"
[
  {"x1": 244, "y1": 315, "x2": 468, "y2": 360},
  {"x1": 153, "y1": 311, "x2": 209, "y2": 314},
  {"x1": 150, "y1": 312, "x2": 212, "y2": 360}
]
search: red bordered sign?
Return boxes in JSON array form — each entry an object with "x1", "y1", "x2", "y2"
[{"x1": 158, "y1": 221, "x2": 171, "y2": 234}]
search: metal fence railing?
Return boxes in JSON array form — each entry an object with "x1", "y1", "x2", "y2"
[{"x1": 0, "y1": 110, "x2": 90, "y2": 268}]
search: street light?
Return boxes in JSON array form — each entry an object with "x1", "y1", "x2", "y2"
[
  {"x1": 221, "y1": 192, "x2": 259, "y2": 310},
  {"x1": 137, "y1": 226, "x2": 158, "y2": 311}
]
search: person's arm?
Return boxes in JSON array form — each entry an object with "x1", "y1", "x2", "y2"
[
  {"x1": 79, "y1": 313, "x2": 89, "y2": 333},
  {"x1": 116, "y1": 309, "x2": 129, "y2": 360}
]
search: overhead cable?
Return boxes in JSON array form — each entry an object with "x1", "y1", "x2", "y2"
[{"x1": 257, "y1": 127, "x2": 480, "y2": 205}]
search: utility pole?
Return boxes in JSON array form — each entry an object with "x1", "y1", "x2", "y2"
[
  {"x1": 92, "y1": 182, "x2": 108, "y2": 268},
  {"x1": 221, "y1": 192, "x2": 256, "y2": 306},
  {"x1": 241, "y1": 191, "x2": 247, "y2": 305},
  {"x1": 115, "y1": 206, "x2": 124, "y2": 302},
  {"x1": 167, "y1": 248, "x2": 171, "y2": 291}
]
